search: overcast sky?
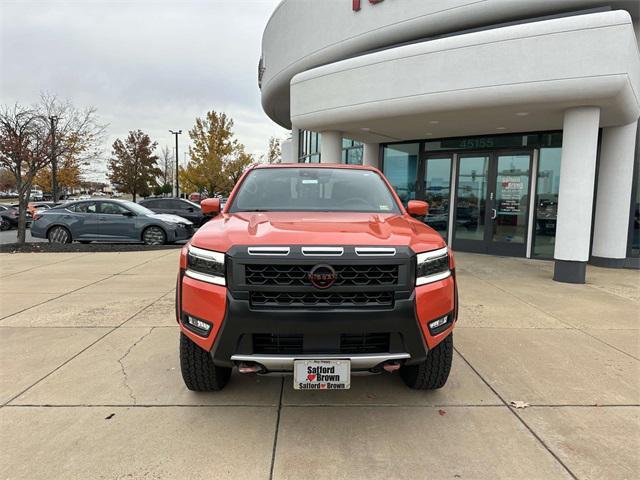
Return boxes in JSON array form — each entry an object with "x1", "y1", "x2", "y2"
[{"x1": 1, "y1": 0, "x2": 287, "y2": 182}]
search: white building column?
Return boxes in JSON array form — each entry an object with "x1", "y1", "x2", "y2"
[
  {"x1": 553, "y1": 106, "x2": 601, "y2": 283},
  {"x1": 362, "y1": 143, "x2": 380, "y2": 168},
  {"x1": 290, "y1": 127, "x2": 300, "y2": 163},
  {"x1": 279, "y1": 127, "x2": 299, "y2": 164},
  {"x1": 591, "y1": 121, "x2": 638, "y2": 266},
  {"x1": 280, "y1": 138, "x2": 294, "y2": 163},
  {"x1": 320, "y1": 131, "x2": 342, "y2": 163}
]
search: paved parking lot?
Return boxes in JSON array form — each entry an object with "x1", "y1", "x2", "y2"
[
  {"x1": 0, "y1": 229, "x2": 44, "y2": 245},
  {"x1": 0, "y1": 250, "x2": 638, "y2": 479}
]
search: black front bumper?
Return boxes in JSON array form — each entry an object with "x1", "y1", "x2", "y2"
[{"x1": 209, "y1": 291, "x2": 428, "y2": 370}]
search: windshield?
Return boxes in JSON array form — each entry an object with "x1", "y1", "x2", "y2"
[
  {"x1": 122, "y1": 201, "x2": 155, "y2": 216},
  {"x1": 229, "y1": 168, "x2": 400, "y2": 213}
]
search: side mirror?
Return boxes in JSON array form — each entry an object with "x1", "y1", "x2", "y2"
[
  {"x1": 187, "y1": 207, "x2": 195, "y2": 212},
  {"x1": 407, "y1": 200, "x2": 429, "y2": 217},
  {"x1": 122, "y1": 211, "x2": 135, "y2": 217},
  {"x1": 200, "y1": 198, "x2": 221, "y2": 215}
]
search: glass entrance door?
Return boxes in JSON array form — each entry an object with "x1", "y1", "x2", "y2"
[
  {"x1": 416, "y1": 155, "x2": 453, "y2": 239},
  {"x1": 453, "y1": 152, "x2": 532, "y2": 256}
]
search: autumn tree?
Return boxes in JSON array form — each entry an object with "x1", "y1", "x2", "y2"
[
  {"x1": 34, "y1": 154, "x2": 81, "y2": 193},
  {"x1": 225, "y1": 147, "x2": 255, "y2": 189},
  {"x1": 0, "y1": 168, "x2": 16, "y2": 192},
  {"x1": 181, "y1": 110, "x2": 242, "y2": 196},
  {"x1": 40, "y1": 94, "x2": 105, "y2": 201},
  {"x1": 0, "y1": 104, "x2": 50, "y2": 242},
  {"x1": 265, "y1": 136, "x2": 282, "y2": 164},
  {"x1": 107, "y1": 130, "x2": 160, "y2": 201}
]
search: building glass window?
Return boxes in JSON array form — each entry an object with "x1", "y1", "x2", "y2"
[
  {"x1": 342, "y1": 138, "x2": 363, "y2": 165},
  {"x1": 382, "y1": 143, "x2": 419, "y2": 204},
  {"x1": 298, "y1": 130, "x2": 321, "y2": 163},
  {"x1": 631, "y1": 147, "x2": 640, "y2": 257},
  {"x1": 424, "y1": 157, "x2": 452, "y2": 239},
  {"x1": 455, "y1": 155, "x2": 490, "y2": 242},
  {"x1": 297, "y1": 131, "x2": 365, "y2": 165},
  {"x1": 533, "y1": 147, "x2": 561, "y2": 258}
]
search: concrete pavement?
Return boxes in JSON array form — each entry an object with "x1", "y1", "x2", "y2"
[{"x1": 0, "y1": 250, "x2": 638, "y2": 479}]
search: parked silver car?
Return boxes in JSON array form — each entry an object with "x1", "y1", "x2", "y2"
[{"x1": 30, "y1": 199, "x2": 193, "y2": 245}]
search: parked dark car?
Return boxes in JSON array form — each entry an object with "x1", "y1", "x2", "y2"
[
  {"x1": 139, "y1": 198, "x2": 210, "y2": 226},
  {"x1": 0, "y1": 205, "x2": 32, "y2": 228},
  {"x1": 30, "y1": 199, "x2": 194, "y2": 245}
]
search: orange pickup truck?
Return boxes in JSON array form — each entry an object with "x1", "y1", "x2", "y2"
[{"x1": 176, "y1": 164, "x2": 457, "y2": 392}]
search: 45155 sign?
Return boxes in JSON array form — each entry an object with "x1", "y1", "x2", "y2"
[{"x1": 353, "y1": 0, "x2": 385, "y2": 12}]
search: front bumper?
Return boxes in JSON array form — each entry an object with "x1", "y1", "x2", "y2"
[
  {"x1": 230, "y1": 353, "x2": 411, "y2": 371},
  {"x1": 169, "y1": 224, "x2": 194, "y2": 242},
  {"x1": 178, "y1": 273, "x2": 457, "y2": 372}
]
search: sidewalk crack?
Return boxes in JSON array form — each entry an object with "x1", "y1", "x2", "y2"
[{"x1": 117, "y1": 327, "x2": 154, "y2": 405}]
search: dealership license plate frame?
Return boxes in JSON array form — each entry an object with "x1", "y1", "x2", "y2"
[{"x1": 293, "y1": 359, "x2": 351, "y2": 390}]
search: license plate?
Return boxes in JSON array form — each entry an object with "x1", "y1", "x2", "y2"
[{"x1": 293, "y1": 359, "x2": 350, "y2": 390}]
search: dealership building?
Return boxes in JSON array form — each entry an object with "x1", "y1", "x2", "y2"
[{"x1": 259, "y1": 0, "x2": 640, "y2": 283}]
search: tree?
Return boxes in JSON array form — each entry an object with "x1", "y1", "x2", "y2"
[
  {"x1": 107, "y1": 130, "x2": 160, "y2": 202},
  {"x1": 0, "y1": 104, "x2": 50, "y2": 243},
  {"x1": 180, "y1": 110, "x2": 258, "y2": 196},
  {"x1": 225, "y1": 147, "x2": 255, "y2": 189},
  {"x1": 0, "y1": 168, "x2": 16, "y2": 192},
  {"x1": 265, "y1": 136, "x2": 281, "y2": 164},
  {"x1": 34, "y1": 154, "x2": 81, "y2": 193},
  {"x1": 40, "y1": 94, "x2": 105, "y2": 201},
  {"x1": 157, "y1": 145, "x2": 174, "y2": 194},
  {"x1": 182, "y1": 111, "x2": 237, "y2": 196}
]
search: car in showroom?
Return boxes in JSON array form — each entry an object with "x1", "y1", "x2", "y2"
[
  {"x1": 31, "y1": 199, "x2": 194, "y2": 244},
  {"x1": 139, "y1": 197, "x2": 210, "y2": 227},
  {"x1": 176, "y1": 164, "x2": 457, "y2": 392}
]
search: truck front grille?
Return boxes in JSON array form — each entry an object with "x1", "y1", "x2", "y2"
[
  {"x1": 251, "y1": 333, "x2": 390, "y2": 354},
  {"x1": 340, "y1": 333, "x2": 390, "y2": 353},
  {"x1": 245, "y1": 264, "x2": 398, "y2": 287},
  {"x1": 250, "y1": 291, "x2": 394, "y2": 308},
  {"x1": 252, "y1": 334, "x2": 303, "y2": 354}
]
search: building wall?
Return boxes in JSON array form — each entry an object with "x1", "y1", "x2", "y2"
[
  {"x1": 261, "y1": 0, "x2": 640, "y2": 129},
  {"x1": 290, "y1": 10, "x2": 639, "y2": 143},
  {"x1": 259, "y1": 0, "x2": 640, "y2": 275}
]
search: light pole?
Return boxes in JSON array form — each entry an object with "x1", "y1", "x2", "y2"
[
  {"x1": 169, "y1": 129, "x2": 182, "y2": 198},
  {"x1": 49, "y1": 116, "x2": 59, "y2": 201}
]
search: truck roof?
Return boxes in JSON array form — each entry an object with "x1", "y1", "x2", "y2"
[{"x1": 252, "y1": 163, "x2": 379, "y2": 171}]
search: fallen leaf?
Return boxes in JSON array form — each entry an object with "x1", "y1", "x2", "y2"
[
  {"x1": 510, "y1": 401, "x2": 530, "y2": 409},
  {"x1": 438, "y1": 409, "x2": 446, "y2": 416}
]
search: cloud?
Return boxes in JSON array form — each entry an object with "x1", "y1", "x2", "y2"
[{"x1": 1, "y1": 0, "x2": 288, "y2": 181}]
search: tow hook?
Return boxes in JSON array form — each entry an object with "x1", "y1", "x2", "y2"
[
  {"x1": 238, "y1": 362, "x2": 264, "y2": 374},
  {"x1": 383, "y1": 361, "x2": 401, "y2": 373}
]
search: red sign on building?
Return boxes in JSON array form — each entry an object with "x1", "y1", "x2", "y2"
[{"x1": 353, "y1": 0, "x2": 384, "y2": 12}]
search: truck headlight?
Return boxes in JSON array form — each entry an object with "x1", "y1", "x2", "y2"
[
  {"x1": 416, "y1": 246, "x2": 451, "y2": 286},
  {"x1": 185, "y1": 245, "x2": 225, "y2": 285}
]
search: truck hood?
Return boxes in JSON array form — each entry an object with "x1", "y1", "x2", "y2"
[{"x1": 191, "y1": 212, "x2": 445, "y2": 253}]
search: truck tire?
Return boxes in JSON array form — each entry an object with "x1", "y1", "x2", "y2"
[
  {"x1": 179, "y1": 333, "x2": 231, "y2": 391},
  {"x1": 401, "y1": 333, "x2": 453, "y2": 390}
]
